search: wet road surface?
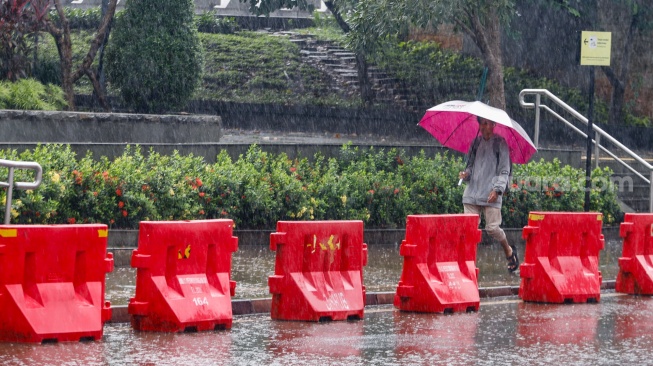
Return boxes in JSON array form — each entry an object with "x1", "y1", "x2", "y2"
[{"x1": 1, "y1": 292, "x2": 651, "y2": 365}]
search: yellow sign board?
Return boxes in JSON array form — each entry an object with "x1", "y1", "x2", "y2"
[{"x1": 580, "y1": 31, "x2": 611, "y2": 66}]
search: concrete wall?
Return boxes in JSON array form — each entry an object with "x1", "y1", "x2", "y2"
[{"x1": 0, "y1": 109, "x2": 223, "y2": 160}]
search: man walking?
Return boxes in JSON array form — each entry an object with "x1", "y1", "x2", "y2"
[{"x1": 458, "y1": 117, "x2": 519, "y2": 273}]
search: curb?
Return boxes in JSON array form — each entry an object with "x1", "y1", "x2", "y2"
[{"x1": 107, "y1": 280, "x2": 617, "y2": 324}]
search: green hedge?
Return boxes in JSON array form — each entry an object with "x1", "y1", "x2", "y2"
[
  {"x1": 0, "y1": 144, "x2": 623, "y2": 229},
  {"x1": 0, "y1": 79, "x2": 66, "y2": 110}
]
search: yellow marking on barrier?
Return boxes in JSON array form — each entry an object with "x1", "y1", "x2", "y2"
[
  {"x1": 98, "y1": 229, "x2": 108, "y2": 238},
  {"x1": 0, "y1": 229, "x2": 17, "y2": 237},
  {"x1": 529, "y1": 213, "x2": 545, "y2": 221},
  {"x1": 597, "y1": 214, "x2": 603, "y2": 221},
  {"x1": 178, "y1": 244, "x2": 191, "y2": 259},
  {"x1": 306, "y1": 234, "x2": 341, "y2": 253}
]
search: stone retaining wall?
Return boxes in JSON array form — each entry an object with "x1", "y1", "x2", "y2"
[{"x1": 0, "y1": 109, "x2": 222, "y2": 144}]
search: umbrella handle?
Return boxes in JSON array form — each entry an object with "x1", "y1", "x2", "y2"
[{"x1": 458, "y1": 178, "x2": 463, "y2": 186}]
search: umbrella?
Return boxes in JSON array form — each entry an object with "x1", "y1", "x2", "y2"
[{"x1": 418, "y1": 100, "x2": 537, "y2": 164}]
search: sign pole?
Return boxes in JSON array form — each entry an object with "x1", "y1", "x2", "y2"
[
  {"x1": 584, "y1": 66, "x2": 595, "y2": 212},
  {"x1": 579, "y1": 31, "x2": 611, "y2": 212}
]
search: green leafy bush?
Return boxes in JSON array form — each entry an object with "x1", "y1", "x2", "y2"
[
  {"x1": 195, "y1": 12, "x2": 239, "y2": 34},
  {"x1": 105, "y1": 0, "x2": 203, "y2": 113},
  {"x1": 0, "y1": 144, "x2": 623, "y2": 230},
  {"x1": 48, "y1": 8, "x2": 103, "y2": 30},
  {"x1": 0, "y1": 78, "x2": 66, "y2": 110}
]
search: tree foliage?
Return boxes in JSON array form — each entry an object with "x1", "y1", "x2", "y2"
[
  {"x1": 0, "y1": 0, "x2": 49, "y2": 81},
  {"x1": 349, "y1": 0, "x2": 519, "y2": 110},
  {"x1": 105, "y1": 0, "x2": 203, "y2": 113}
]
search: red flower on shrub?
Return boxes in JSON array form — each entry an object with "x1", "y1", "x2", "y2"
[
  {"x1": 394, "y1": 188, "x2": 400, "y2": 194},
  {"x1": 195, "y1": 178, "x2": 202, "y2": 187},
  {"x1": 122, "y1": 210, "x2": 128, "y2": 217},
  {"x1": 199, "y1": 210, "x2": 205, "y2": 215},
  {"x1": 67, "y1": 218, "x2": 76, "y2": 224},
  {"x1": 368, "y1": 189, "x2": 375, "y2": 194},
  {"x1": 290, "y1": 167, "x2": 297, "y2": 172},
  {"x1": 199, "y1": 192, "x2": 205, "y2": 198},
  {"x1": 142, "y1": 184, "x2": 148, "y2": 191},
  {"x1": 118, "y1": 201, "x2": 125, "y2": 208},
  {"x1": 116, "y1": 188, "x2": 122, "y2": 196}
]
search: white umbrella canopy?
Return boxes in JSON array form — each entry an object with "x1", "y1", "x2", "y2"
[{"x1": 418, "y1": 100, "x2": 537, "y2": 164}]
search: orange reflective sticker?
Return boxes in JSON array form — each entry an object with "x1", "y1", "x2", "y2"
[
  {"x1": 529, "y1": 213, "x2": 545, "y2": 221},
  {"x1": 0, "y1": 229, "x2": 17, "y2": 237}
]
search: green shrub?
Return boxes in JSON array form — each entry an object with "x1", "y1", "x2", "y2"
[
  {"x1": 0, "y1": 144, "x2": 623, "y2": 230},
  {"x1": 105, "y1": 0, "x2": 203, "y2": 113},
  {"x1": 48, "y1": 8, "x2": 103, "y2": 29},
  {"x1": 0, "y1": 78, "x2": 66, "y2": 110},
  {"x1": 195, "y1": 12, "x2": 239, "y2": 34}
]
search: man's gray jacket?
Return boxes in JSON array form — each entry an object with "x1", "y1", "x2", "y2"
[{"x1": 461, "y1": 134, "x2": 510, "y2": 208}]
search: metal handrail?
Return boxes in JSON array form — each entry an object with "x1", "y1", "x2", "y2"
[
  {"x1": 519, "y1": 88, "x2": 653, "y2": 213},
  {"x1": 0, "y1": 159, "x2": 43, "y2": 225}
]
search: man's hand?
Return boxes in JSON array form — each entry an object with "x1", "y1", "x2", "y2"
[
  {"x1": 458, "y1": 171, "x2": 469, "y2": 180},
  {"x1": 487, "y1": 190, "x2": 498, "y2": 203}
]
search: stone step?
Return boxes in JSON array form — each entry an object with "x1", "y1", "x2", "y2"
[
  {"x1": 320, "y1": 58, "x2": 343, "y2": 65},
  {"x1": 307, "y1": 55, "x2": 330, "y2": 62},
  {"x1": 374, "y1": 78, "x2": 398, "y2": 86},
  {"x1": 289, "y1": 39, "x2": 308, "y2": 47},
  {"x1": 332, "y1": 51, "x2": 356, "y2": 57}
]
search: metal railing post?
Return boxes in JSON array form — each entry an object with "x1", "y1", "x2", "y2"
[
  {"x1": 534, "y1": 94, "x2": 541, "y2": 148},
  {"x1": 0, "y1": 159, "x2": 43, "y2": 225},
  {"x1": 4, "y1": 167, "x2": 15, "y2": 225},
  {"x1": 594, "y1": 133, "x2": 600, "y2": 169},
  {"x1": 650, "y1": 171, "x2": 653, "y2": 213}
]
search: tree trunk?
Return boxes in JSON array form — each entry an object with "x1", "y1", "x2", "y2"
[
  {"x1": 459, "y1": 7, "x2": 506, "y2": 110},
  {"x1": 323, "y1": 0, "x2": 374, "y2": 106},
  {"x1": 47, "y1": 1, "x2": 75, "y2": 110},
  {"x1": 47, "y1": 0, "x2": 117, "y2": 111}
]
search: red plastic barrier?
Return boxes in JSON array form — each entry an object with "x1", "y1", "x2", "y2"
[
  {"x1": 519, "y1": 212, "x2": 604, "y2": 303},
  {"x1": 616, "y1": 213, "x2": 653, "y2": 295},
  {"x1": 0, "y1": 224, "x2": 113, "y2": 343},
  {"x1": 268, "y1": 221, "x2": 367, "y2": 321},
  {"x1": 128, "y1": 220, "x2": 238, "y2": 332},
  {"x1": 393, "y1": 214, "x2": 481, "y2": 313}
]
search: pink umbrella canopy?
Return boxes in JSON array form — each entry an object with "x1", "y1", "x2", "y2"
[{"x1": 418, "y1": 100, "x2": 537, "y2": 164}]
